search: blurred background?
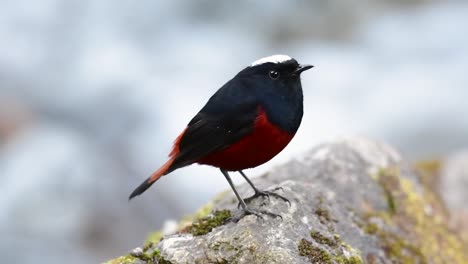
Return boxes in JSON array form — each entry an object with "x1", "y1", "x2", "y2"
[{"x1": 1, "y1": 0, "x2": 467, "y2": 263}]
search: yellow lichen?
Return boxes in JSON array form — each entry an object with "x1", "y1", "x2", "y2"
[
  {"x1": 367, "y1": 167, "x2": 468, "y2": 263},
  {"x1": 414, "y1": 159, "x2": 441, "y2": 187},
  {"x1": 335, "y1": 255, "x2": 363, "y2": 264}
]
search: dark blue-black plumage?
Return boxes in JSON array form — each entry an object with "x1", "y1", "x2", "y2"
[
  {"x1": 129, "y1": 55, "x2": 312, "y2": 207},
  {"x1": 169, "y1": 58, "x2": 306, "y2": 173}
]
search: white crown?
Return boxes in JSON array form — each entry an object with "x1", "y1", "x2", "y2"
[{"x1": 250, "y1": 54, "x2": 293, "y2": 67}]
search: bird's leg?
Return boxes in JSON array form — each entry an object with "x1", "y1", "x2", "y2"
[
  {"x1": 220, "y1": 169, "x2": 282, "y2": 222},
  {"x1": 238, "y1": 170, "x2": 290, "y2": 207}
]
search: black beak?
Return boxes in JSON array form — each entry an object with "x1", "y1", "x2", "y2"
[{"x1": 295, "y1": 64, "x2": 314, "y2": 75}]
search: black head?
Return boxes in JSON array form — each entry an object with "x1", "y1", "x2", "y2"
[{"x1": 235, "y1": 55, "x2": 313, "y2": 132}]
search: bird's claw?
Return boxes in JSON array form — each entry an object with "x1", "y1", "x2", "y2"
[
  {"x1": 237, "y1": 189, "x2": 290, "y2": 208},
  {"x1": 228, "y1": 207, "x2": 283, "y2": 223}
]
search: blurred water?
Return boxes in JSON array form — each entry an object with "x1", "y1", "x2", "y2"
[{"x1": 1, "y1": 1, "x2": 467, "y2": 263}]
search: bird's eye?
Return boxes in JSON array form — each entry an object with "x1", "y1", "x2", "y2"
[{"x1": 269, "y1": 70, "x2": 280, "y2": 80}]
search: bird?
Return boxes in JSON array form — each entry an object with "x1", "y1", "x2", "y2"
[{"x1": 129, "y1": 54, "x2": 313, "y2": 221}]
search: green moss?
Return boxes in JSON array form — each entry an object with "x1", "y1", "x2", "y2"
[
  {"x1": 376, "y1": 168, "x2": 398, "y2": 215},
  {"x1": 335, "y1": 255, "x2": 363, "y2": 264},
  {"x1": 310, "y1": 231, "x2": 338, "y2": 247},
  {"x1": 129, "y1": 248, "x2": 172, "y2": 264},
  {"x1": 363, "y1": 223, "x2": 378, "y2": 234},
  {"x1": 177, "y1": 190, "x2": 230, "y2": 230},
  {"x1": 365, "y1": 167, "x2": 468, "y2": 263},
  {"x1": 333, "y1": 234, "x2": 342, "y2": 243},
  {"x1": 298, "y1": 237, "x2": 362, "y2": 264},
  {"x1": 302, "y1": 228, "x2": 362, "y2": 263},
  {"x1": 150, "y1": 249, "x2": 173, "y2": 264},
  {"x1": 336, "y1": 242, "x2": 363, "y2": 264},
  {"x1": 178, "y1": 202, "x2": 215, "y2": 229},
  {"x1": 110, "y1": 244, "x2": 172, "y2": 264},
  {"x1": 106, "y1": 250, "x2": 170, "y2": 264},
  {"x1": 298, "y1": 238, "x2": 332, "y2": 263},
  {"x1": 348, "y1": 256, "x2": 362, "y2": 264},
  {"x1": 186, "y1": 210, "x2": 232, "y2": 236},
  {"x1": 104, "y1": 255, "x2": 137, "y2": 264}
]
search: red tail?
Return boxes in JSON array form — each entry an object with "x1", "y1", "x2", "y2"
[
  {"x1": 128, "y1": 158, "x2": 175, "y2": 200},
  {"x1": 128, "y1": 129, "x2": 186, "y2": 200}
]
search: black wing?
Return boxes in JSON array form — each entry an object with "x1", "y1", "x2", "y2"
[
  {"x1": 129, "y1": 73, "x2": 258, "y2": 199},
  {"x1": 166, "y1": 80, "x2": 259, "y2": 173}
]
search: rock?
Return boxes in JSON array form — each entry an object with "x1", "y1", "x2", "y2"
[
  {"x1": 107, "y1": 138, "x2": 468, "y2": 264},
  {"x1": 440, "y1": 152, "x2": 468, "y2": 241}
]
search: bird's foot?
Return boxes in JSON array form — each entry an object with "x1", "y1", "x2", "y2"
[
  {"x1": 228, "y1": 207, "x2": 282, "y2": 223},
  {"x1": 238, "y1": 187, "x2": 290, "y2": 208}
]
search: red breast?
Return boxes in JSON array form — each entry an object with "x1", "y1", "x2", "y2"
[{"x1": 197, "y1": 106, "x2": 295, "y2": 171}]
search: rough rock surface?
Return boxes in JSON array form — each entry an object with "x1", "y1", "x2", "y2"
[{"x1": 107, "y1": 138, "x2": 468, "y2": 264}]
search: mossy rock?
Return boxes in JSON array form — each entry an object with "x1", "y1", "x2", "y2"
[{"x1": 107, "y1": 138, "x2": 468, "y2": 264}]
